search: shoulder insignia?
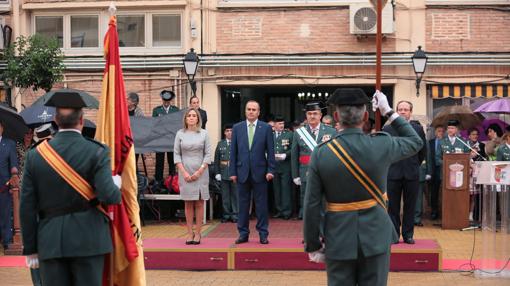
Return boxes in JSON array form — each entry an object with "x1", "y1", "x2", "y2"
[
  {"x1": 85, "y1": 137, "x2": 107, "y2": 149},
  {"x1": 317, "y1": 136, "x2": 335, "y2": 148}
]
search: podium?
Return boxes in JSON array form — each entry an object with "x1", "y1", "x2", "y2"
[
  {"x1": 474, "y1": 161, "x2": 510, "y2": 278},
  {"x1": 442, "y1": 153, "x2": 470, "y2": 229}
]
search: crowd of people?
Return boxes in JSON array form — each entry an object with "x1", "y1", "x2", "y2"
[{"x1": 1, "y1": 86, "x2": 510, "y2": 286}]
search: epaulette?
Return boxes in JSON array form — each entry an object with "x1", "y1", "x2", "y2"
[
  {"x1": 370, "y1": 131, "x2": 391, "y2": 137},
  {"x1": 317, "y1": 136, "x2": 335, "y2": 148},
  {"x1": 85, "y1": 137, "x2": 107, "y2": 149}
]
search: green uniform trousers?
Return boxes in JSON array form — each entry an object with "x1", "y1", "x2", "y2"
[
  {"x1": 325, "y1": 248, "x2": 390, "y2": 286},
  {"x1": 40, "y1": 254, "x2": 104, "y2": 286},
  {"x1": 273, "y1": 169, "x2": 293, "y2": 217}
]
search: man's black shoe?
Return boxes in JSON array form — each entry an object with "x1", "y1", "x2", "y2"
[
  {"x1": 272, "y1": 213, "x2": 281, "y2": 218},
  {"x1": 404, "y1": 238, "x2": 415, "y2": 244},
  {"x1": 282, "y1": 215, "x2": 291, "y2": 220},
  {"x1": 221, "y1": 218, "x2": 229, "y2": 223},
  {"x1": 235, "y1": 237, "x2": 249, "y2": 244},
  {"x1": 231, "y1": 218, "x2": 238, "y2": 223},
  {"x1": 414, "y1": 222, "x2": 424, "y2": 227},
  {"x1": 260, "y1": 237, "x2": 269, "y2": 244}
]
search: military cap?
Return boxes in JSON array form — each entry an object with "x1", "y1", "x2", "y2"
[
  {"x1": 160, "y1": 90, "x2": 175, "y2": 101},
  {"x1": 44, "y1": 91, "x2": 87, "y2": 108},
  {"x1": 223, "y1": 123, "x2": 233, "y2": 131},
  {"x1": 305, "y1": 102, "x2": 323, "y2": 111},
  {"x1": 127, "y1": 92, "x2": 140, "y2": 103},
  {"x1": 447, "y1": 119, "x2": 460, "y2": 127},
  {"x1": 274, "y1": 115, "x2": 285, "y2": 122},
  {"x1": 327, "y1": 88, "x2": 370, "y2": 106},
  {"x1": 35, "y1": 123, "x2": 53, "y2": 138}
]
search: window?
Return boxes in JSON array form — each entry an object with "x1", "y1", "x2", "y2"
[
  {"x1": 71, "y1": 16, "x2": 99, "y2": 48},
  {"x1": 118, "y1": 15, "x2": 145, "y2": 47},
  {"x1": 153, "y1": 14, "x2": 181, "y2": 47},
  {"x1": 35, "y1": 16, "x2": 63, "y2": 47}
]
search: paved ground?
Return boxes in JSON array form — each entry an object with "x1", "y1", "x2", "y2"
[{"x1": 1, "y1": 218, "x2": 508, "y2": 285}]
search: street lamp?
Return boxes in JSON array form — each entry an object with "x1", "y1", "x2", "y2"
[
  {"x1": 411, "y1": 46, "x2": 428, "y2": 97},
  {"x1": 183, "y1": 48, "x2": 200, "y2": 96}
]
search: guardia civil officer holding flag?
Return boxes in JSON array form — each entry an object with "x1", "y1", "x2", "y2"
[
  {"x1": 304, "y1": 88, "x2": 423, "y2": 286},
  {"x1": 20, "y1": 91, "x2": 122, "y2": 286}
]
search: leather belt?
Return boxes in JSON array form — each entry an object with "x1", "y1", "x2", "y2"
[{"x1": 39, "y1": 199, "x2": 99, "y2": 220}]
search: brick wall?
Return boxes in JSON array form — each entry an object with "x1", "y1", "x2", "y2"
[
  {"x1": 216, "y1": 9, "x2": 396, "y2": 54},
  {"x1": 426, "y1": 8, "x2": 510, "y2": 52}
]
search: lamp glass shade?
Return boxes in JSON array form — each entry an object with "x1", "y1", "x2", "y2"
[
  {"x1": 184, "y1": 60, "x2": 198, "y2": 76},
  {"x1": 412, "y1": 58, "x2": 427, "y2": 74}
]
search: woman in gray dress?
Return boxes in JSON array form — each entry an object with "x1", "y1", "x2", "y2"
[{"x1": 174, "y1": 108, "x2": 212, "y2": 245}]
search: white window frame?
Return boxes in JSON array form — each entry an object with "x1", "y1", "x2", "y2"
[
  {"x1": 32, "y1": 10, "x2": 183, "y2": 56},
  {"x1": 0, "y1": 16, "x2": 5, "y2": 49},
  {"x1": 32, "y1": 12, "x2": 104, "y2": 55},
  {"x1": 218, "y1": 0, "x2": 366, "y2": 7},
  {"x1": 115, "y1": 10, "x2": 183, "y2": 54},
  {"x1": 0, "y1": 0, "x2": 10, "y2": 12},
  {"x1": 426, "y1": 0, "x2": 510, "y2": 5}
]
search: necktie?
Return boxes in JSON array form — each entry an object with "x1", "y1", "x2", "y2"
[
  {"x1": 450, "y1": 137, "x2": 455, "y2": 145},
  {"x1": 276, "y1": 132, "x2": 280, "y2": 139},
  {"x1": 248, "y1": 123, "x2": 255, "y2": 149},
  {"x1": 312, "y1": 128, "x2": 318, "y2": 139}
]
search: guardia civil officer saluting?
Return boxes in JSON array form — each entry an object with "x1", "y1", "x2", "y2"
[
  {"x1": 20, "y1": 91, "x2": 122, "y2": 286},
  {"x1": 304, "y1": 89, "x2": 423, "y2": 286},
  {"x1": 291, "y1": 102, "x2": 336, "y2": 219}
]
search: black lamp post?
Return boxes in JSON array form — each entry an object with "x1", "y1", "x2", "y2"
[
  {"x1": 183, "y1": 48, "x2": 200, "y2": 96},
  {"x1": 411, "y1": 46, "x2": 428, "y2": 97}
]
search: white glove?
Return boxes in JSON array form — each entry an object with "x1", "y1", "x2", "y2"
[
  {"x1": 308, "y1": 249, "x2": 325, "y2": 263},
  {"x1": 372, "y1": 90, "x2": 392, "y2": 116},
  {"x1": 279, "y1": 154, "x2": 287, "y2": 160},
  {"x1": 293, "y1": 177, "x2": 301, "y2": 186},
  {"x1": 112, "y1": 175, "x2": 122, "y2": 189},
  {"x1": 425, "y1": 174, "x2": 432, "y2": 181},
  {"x1": 215, "y1": 174, "x2": 222, "y2": 181},
  {"x1": 25, "y1": 254, "x2": 39, "y2": 269}
]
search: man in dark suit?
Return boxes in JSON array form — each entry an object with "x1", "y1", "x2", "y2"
[
  {"x1": 0, "y1": 119, "x2": 19, "y2": 251},
  {"x1": 190, "y1": 95, "x2": 207, "y2": 129},
  {"x1": 383, "y1": 101, "x2": 426, "y2": 244},
  {"x1": 426, "y1": 125, "x2": 445, "y2": 220},
  {"x1": 20, "y1": 92, "x2": 121, "y2": 286},
  {"x1": 229, "y1": 100, "x2": 276, "y2": 244}
]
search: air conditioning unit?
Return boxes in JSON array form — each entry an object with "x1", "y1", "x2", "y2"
[{"x1": 350, "y1": 3, "x2": 394, "y2": 35}]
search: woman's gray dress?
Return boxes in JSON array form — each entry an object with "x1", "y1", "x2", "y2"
[{"x1": 174, "y1": 129, "x2": 212, "y2": 201}]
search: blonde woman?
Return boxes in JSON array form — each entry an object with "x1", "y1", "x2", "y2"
[{"x1": 174, "y1": 108, "x2": 212, "y2": 245}]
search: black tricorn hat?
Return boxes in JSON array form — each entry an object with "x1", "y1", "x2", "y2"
[
  {"x1": 305, "y1": 102, "x2": 323, "y2": 112},
  {"x1": 44, "y1": 91, "x2": 87, "y2": 108},
  {"x1": 274, "y1": 115, "x2": 285, "y2": 122},
  {"x1": 160, "y1": 90, "x2": 176, "y2": 101},
  {"x1": 447, "y1": 119, "x2": 460, "y2": 127},
  {"x1": 327, "y1": 88, "x2": 370, "y2": 106}
]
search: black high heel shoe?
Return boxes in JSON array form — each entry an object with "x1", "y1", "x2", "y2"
[
  {"x1": 192, "y1": 233, "x2": 201, "y2": 245},
  {"x1": 185, "y1": 233, "x2": 195, "y2": 245}
]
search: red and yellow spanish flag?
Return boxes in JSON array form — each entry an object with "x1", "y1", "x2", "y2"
[{"x1": 95, "y1": 16, "x2": 146, "y2": 286}]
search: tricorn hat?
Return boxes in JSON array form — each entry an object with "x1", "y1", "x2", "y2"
[
  {"x1": 274, "y1": 115, "x2": 285, "y2": 122},
  {"x1": 160, "y1": 90, "x2": 175, "y2": 101},
  {"x1": 305, "y1": 102, "x2": 323, "y2": 112},
  {"x1": 34, "y1": 123, "x2": 53, "y2": 138},
  {"x1": 44, "y1": 91, "x2": 87, "y2": 108},
  {"x1": 447, "y1": 119, "x2": 460, "y2": 127},
  {"x1": 327, "y1": 88, "x2": 370, "y2": 106}
]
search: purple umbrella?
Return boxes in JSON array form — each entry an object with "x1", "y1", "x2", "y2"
[
  {"x1": 460, "y1": 118, "x2": 508, "y2": 141},
  {"x1": 474, "y1": 99, "x2": 510, "y2": 114}
]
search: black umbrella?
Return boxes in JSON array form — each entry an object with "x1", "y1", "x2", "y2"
[
  {"x1": 0, "y1": 104, "x2": 29, "y2": 142},
  {"x1": 32, "y1": 88, "x2": 99, "y2": 109},
  {"x1": 19, "y1": 105, "x2": 56, "y2": 128}
]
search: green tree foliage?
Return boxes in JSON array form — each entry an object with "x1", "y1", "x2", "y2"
[{"x1": 2, "y1": 34, "x2": 64, "y2": 92}]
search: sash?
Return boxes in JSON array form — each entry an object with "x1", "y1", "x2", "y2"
[
  {"x1": 36, "y1": 141, "x2": 108, "y2": 216},
  {"x1": 326, "y1": 138, "x2": 387, "y2": 210},
  {"x1": 296, "y1": 126, "x2": 317, "y2": 152}
]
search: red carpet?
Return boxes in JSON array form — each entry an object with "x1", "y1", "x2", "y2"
[
  {"x1": 0, "y1": 256, "x2": 26, "y2": 267},
  {"x1": 207, "y1": 219, "x2": 303, "y2": 238},
  {"x1": 442, "y1": 259, "x2": 510, "y2": 271}
]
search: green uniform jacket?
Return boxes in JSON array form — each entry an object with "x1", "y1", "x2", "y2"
[
  {"x1": 152, "y1": 105, "x2": 179, "y2": 117},
  {"x1": 436, "y1": 137, "x2": 471, "y2": 168},
  {"x1": 304, "y1": 117, "x2": 423, "y2": 260},
  {"x1": 274, "y1": 130, "x2": 293, "y2": 173},
  {"x1": 291, "y1": 124, "x2": 336, "y2": 182},
  {"x1": 214, "y1": 139, "x2": 232, "y2": 180},
  {"x1": 496, "y1": 144, "x2": 510, "y2": 161},
  {"x1": 20, "y1": 131, "x2": 121, "y2": 260}
]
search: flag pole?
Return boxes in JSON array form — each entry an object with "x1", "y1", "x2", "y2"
[{"x1": 375, "y1": 0, "x2": 383, "y2": 131}]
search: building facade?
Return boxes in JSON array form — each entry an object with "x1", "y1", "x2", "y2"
[{"x1": 2, "y1": 0, "x2": 510, "y2": 175}]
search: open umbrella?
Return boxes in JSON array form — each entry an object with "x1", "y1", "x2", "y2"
[
  {"x1": 474, "y1": 98, "x2": 510, "y2": 114},
  {"x1": 32, "y1": 88, "x2": 99, "y2": 109},
  {"x1": 431, "y1": 105, "x2": 483, "y2": 130},
  {"x1": 460, "y1": 118, "x2": 508, "y2": 141},
  {"x1": 0, "y1": 104, "x2": 29, "y2": 142},
  {"x1": 19, "y1": 105, "x2": 56, "y2": 128}
]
